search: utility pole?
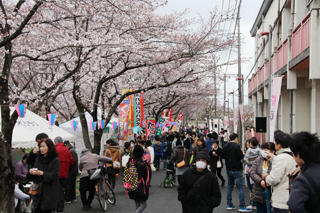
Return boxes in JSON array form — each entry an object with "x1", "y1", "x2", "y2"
[
  {"x1": 214, "y1": 62, "x2": 217, "y2": 119},
  {"x1": 237, "y1": 0, "x2": 243, "y2": 147}
]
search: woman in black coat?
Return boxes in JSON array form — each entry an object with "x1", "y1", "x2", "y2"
[
  {"x1": 128, "y1": 145, "x2": 151, "y2": 213},
  {"x1": 29, "y1": 138, "x2": 60, "y2": 213},
  {"x1": 178, "y1": 151, "x2": 221, "y2": 213},
  {"x1": 209, "y1": 139, "x2": 225, "y2": 187},
  {"x1": 192, "y1": 137, "x2": 208, "y2": 164}
]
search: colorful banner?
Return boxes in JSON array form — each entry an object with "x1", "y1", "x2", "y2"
[
  {"x1": 128, "y1": 92, "x2": 135, "y2": 127},
  {"x1": 98, "y1": 120, "x2": 105, "y2": 129},
  {"x1": 158, "y1": 117, "x2": 165, "y2": 124},
  {"x1": 155, "y1": 127, "x2": 162, "y2": 137},
  {"x1": 70, "y1": 120, "x2": 78, "y2": 133},
  {"x1": 89, "y1": 122, "x2": 97, "y2": 131},
  {"x1": 234, "y1": 107, "x2": 239, "y2": 133},
  {"x1": 47, "y1": 114, "x2": 57, "y2": 132},
  {"x1": 176, "y1": 113, "x2": 184, "y2": 121},
  {"x1": 119, "y1": 102, "x2": 130, "y2": 140},
  {"x1": 224, "y1": 116, "x2": 230, "y2": 130},
  {"x1": 161, "y1": 109, "x2": 168, "y2": 118},
  {"x1": 239, "y1": 104, "x2": 245, "y2": 150},
  {"x1": 146, "y1": 116, "x2": 156, "y2": 141},
  {"x1": 270, "y1": 76, "x2": 283, "y2": 142},
  {"x1": 134, "y1": 93, "x2": 144, "y2": 127}
]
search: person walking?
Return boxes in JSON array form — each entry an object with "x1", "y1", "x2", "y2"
[
  {"x1": 287, "y1": 132, "x2": 320, "y2": 212},
  {"x1": 169, "y1": 140, "x2": 189, "y2": 184},
  {"x1": 104, "y1": 139, "x2": 121, "y2": 189},
  {"x1": 30, "y1": 138, "x2": 60, "y2": 213},
  {"x1": 178, "y1": 151, "x2": 221, "y2": 213},
  {"x1": 209, "y1": 140, "x2": 225, "y2": 187},
  {"x1": 222, "y1": 133, "x2": 251, "y2": 212},
  {"x1": 262, "y1": 132, "x2": 296, "y2": 213},
  {"x1": 54, "y1": 136, "x2": 74, "y2": 213},
  {"x1": 64, "y1": 140, "x2": 78, "y2": 204},
  {"x1": 153, "y1": 136, "x2": 163, "y2": 171},
  {"x1": 128, "y1": 145, "x2": 151, "y2": 213},
  {"x1": 79, "y1": 149, "x2": 112, "y2": 211},
  {"x1": 250, "y1": 142, "x2": 275, "y2": 213},
  {"x1": 192, "y1": 137, "x2": 208, "y2": 164}
]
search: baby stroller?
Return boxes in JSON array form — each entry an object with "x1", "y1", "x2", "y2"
[{"x1": 160, "y1": 160, "x2": 175, "y2": 188}]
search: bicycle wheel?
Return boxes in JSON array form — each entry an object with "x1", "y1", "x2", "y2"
[
  {"x1": 97, "y1": 180, "x2": 108, "y2": 212},
  {"x1": 105, "y1": 180, "x2": 116, "y2": 205}
]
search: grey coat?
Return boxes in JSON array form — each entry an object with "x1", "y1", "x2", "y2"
[
  {"x1": 79, "y1": 151, "x2": 112, "y2": 178},
  {"x1": 250, "y1": 156, "x2": 272, "y2": 203}
]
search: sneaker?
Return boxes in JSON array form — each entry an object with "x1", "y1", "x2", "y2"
[
  {"x1": 239, "y1": 206, "x2": 252, "y2": 212},
  {"x1": 227, "y1": 204, "x2": 236, "y2": 210},
  {"x1": 72, "y1": 199, "x2": 77, "y2": 203},
  {"x1": 246, "y1": 205, "x2": 256, "y2": 210},
  {"x1": 65, "y1": 200, "x2": 71, "y2": 204}
]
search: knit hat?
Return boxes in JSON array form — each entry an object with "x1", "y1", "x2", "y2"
[
  {"x1": 133, "y1": 145, "x2": 144, "y2": 158},
  {"x1": 195, "y1": 151, "x2": 210, "y2": 162}
]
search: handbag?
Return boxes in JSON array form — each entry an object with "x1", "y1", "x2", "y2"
[
  {"x1": 177, "y1": 148, "x2": 186, "y2": 168},
  {"x1": 122, "y1": 154, "x2": 130, "y2": 167},
  {"x1": 150, "y1": 163, "x2": 156, "y2": 172},
  {"x1": 217, "y1": 160, "x2": 222, "y2": 168},
  {"x1": 113, "y1": 161, "x2": 121, "y2": 170},
  {"x1": 28, "y1": 183, "x2": 43, "y2": 196}
]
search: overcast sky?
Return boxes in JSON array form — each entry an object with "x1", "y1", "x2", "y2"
[{"x1": 156, "y1": 0, "x2": 263, "y2": 107}]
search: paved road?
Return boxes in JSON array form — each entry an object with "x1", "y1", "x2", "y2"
[{"x1": 63, "y1": 164, "x2": 251, "y2": 213}]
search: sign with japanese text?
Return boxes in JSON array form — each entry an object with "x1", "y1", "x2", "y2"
[
  {"x1": 146, "y1": 116, "x2": 156, "y2": 141},
  {"x1": 119, "y1": 102, "x2": 130, "y2": 140},
  {"x1": 134, "y1": 93, "x2": 144, "y2": 127}
]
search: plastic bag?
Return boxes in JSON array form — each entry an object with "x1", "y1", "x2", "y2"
[{"x1": 90, "y1": 168, "x2": 101, "y2": 180}]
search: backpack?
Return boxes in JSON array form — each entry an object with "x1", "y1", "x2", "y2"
[
  {"x1": 123, "y1": 159, "x2": 140, "y2": 195},
  {"x1": 143, "y1": 148, "x2": 150, "y2": 163},
  {"x1": 155, "y1": 143, "x2": 162, "y2": 153}
]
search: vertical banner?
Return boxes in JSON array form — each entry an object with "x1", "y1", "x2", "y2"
[
  {"x1": 213, "y1": 119, "x2": 219, "y2": 132},
  {"x1": 168, "y1": 108, "x2": 173, "y2": 121},
  {"x1": 219, "y1": 119, "x2": 223, "y2": 131},
  {"x1": 161, "y1": 109, "x2": 168, "y2": 118},
  {"x1": 134, "y1": 93, "x2": 144, "y2": 127},
  {"x1": 209, "y1": 119, "x2": 212, "y2": 131},
  {"x1": 239, "y1": 104, "x2": 245, "y2": 150},
  {"x1": 234, "y1": 107, "x2": 239, "y2": 133},
  {"x1": 119, "y1": 103, "x2": 130, "y2": 140},
  {"x1": 270, "y1": 76, "x2": 283, "y2": 142},
  {"x1": 128, "y1": 93, "x2": 135, "y2": 127},
  {"x1": 224, "y1": 116, "x2": 230, "y2": 130},
  {"x1": 146, "y1": 116, "x2": 156, "y2": 141}
]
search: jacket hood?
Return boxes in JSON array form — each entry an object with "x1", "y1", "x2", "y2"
[
  {"x1": 155, "y1": 141, "x2": 161, "y2": 146},
  {"x1": 222, "y1": 142, "x2": 238, "y2": 152},
  {"x1": 249, "y1": 147, "x2": 261, "y2": 155},
  {"x1": 108, "y1": 146, "x2": 120, "y2": 153}
]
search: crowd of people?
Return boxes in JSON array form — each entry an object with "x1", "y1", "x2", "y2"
[{"x1": 13, "y1": 127, "x2": 320, "y2": 213}]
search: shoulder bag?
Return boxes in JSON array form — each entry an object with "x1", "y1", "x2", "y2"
[
  {"x1": 177, "y1": 148, "x2": 186, "y2": 168},
  {"x1": 187, "y1": 172, "x2": 210, "y2": 196}
]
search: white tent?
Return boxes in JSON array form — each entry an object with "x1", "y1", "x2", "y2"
[{"x1": 0, "y1": 107, "x2": 75, "y2": 149}]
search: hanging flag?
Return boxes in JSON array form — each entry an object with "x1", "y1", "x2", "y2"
[
  {"x1": 146, "y1": 116, "x2": 156, "y2": 141},
  {"x1": 168, "y1": 108, "x2": 173, "y2": 121},
  {"x1": 112, "y1": 122, "x2": 118, "y2": 130},
  {"x1": 98, "y1": 120, "x2": 106, "y2": 129},
  {"x1": 158, "y1": 118, "x2": 165, "y2": 124},
  {"x1": 14, "y1": 104, "x2": 27, "y2": 126},
  {"x1": 270, "y1": 76, "x2": 284, "y2": 142},
  {"x1": 134, "y1": 93, "x2": 144, "y2": 127},
  {"x1": 239, "y1": 104, "x2": 245, "y2": 150},
  {"x1": 234, "y1": 107, "x2": 239, "y2": 133},
  {"x1": 47, "y1": 114, "x2": 57, "y2": 132},
  {"x1": 89, "y1": 121, "x2": 97, "y2": 131},
  {"x1": 128, "y1": 91, "x2": 135, "y2": 127},
  {"x1": 69, "y1": 120, "x2": 78, "y2": 133},
  {"x1": 119, "y1": 102, "x2": 130, "y2": 140},
  {"x1": 176, "y1": 113, "x2": 184, "y2": 121},
  {"x1": 161, "y1": 109, "x2": 168, "y2": 118}
]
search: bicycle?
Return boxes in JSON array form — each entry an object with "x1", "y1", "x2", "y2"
[{"x1": 90, "y1": 164, "x2": 116, "y2": 211}]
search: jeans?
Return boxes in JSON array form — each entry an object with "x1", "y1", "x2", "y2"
[
  {"x1": 134, "y1": 199, "x2": 147, "y2": 213},
  {"x1": 226, "y1": 170, "x2": 246, "y2": 207},
  {"x1": 65, "y1": 174, "x2": 77, "y2": 201},
  {"x1": 163, "y1": 153, "x2": 167, "y2": 168},
  {"x1": 57, "y1": 178, "x2": 67, "y2": 212},
  {"x1": 154, "y1": 155, "x2": 161, "y2": 169},
  {"x1": 273, "y1": 208, "x2": 289, "y2": 213},
  {"x1": 255, "y1": 202, "x2": 267, "y2": 213}
]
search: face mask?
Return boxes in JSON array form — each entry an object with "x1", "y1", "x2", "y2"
[
  {"x1": 131, "y1": 144, "x2": 134, "y2": 148},
  {"x1": 262, "y1": 151, "x2": 270, "y2": 159},
  {"x1": 196, "y1": 161, "x2": 207, "y2": 169}
]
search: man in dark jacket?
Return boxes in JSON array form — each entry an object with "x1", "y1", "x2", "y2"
[
  {"x1": 64, "y1": 140, "x2": 78, "y2": 203},
  {"x1": 55, "y1": 136, "x2": 74, "y2": 212},
  {"x1": 178, "y1": 151, "x2": 221, "y2": 213},
  {"x1": 222, "y1": 133, "x2": 251, "y2": 212},
  {"x1": 26, "y1": 133, "x2": 48, "y2": 167},
  {"x1": 287, "y1": 131, "x2": 320, "y2": 213},
  {"x1": 167, "y1": 131, "x2": 174, "y2": 142}
]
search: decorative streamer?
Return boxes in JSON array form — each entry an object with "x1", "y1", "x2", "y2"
[
  {"x1": 99, "y1": 120, "x2": 105, "y2": 129},
  {"x1": 89, "y1": 122, "x2": 97, "y2": 131},
  {"x1": 47, "y1": 114, "x2": 57, "y2": 132},
  {"x1": 69, "y1": 120, "x2": 78, "y2": 134},
  {"x1": 14, "y1": 104, "x2": 27, "y2": 126}
]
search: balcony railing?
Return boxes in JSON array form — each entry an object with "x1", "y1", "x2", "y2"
[
  {"x1": 292, "y1": 12, "x2": 311, "y2": 59},
  {"x1": 248, "y1": 78, "x2": 252, "y2": 93},
  {"x1": 277, "y1": 38, "x2": 288, "y2": 71},
  {"x1": 253, "y1": 73, "x2": 258, "y2": 89},
  {"x1": 259, "y1": 66, "x2": 264, "y2": 85}
]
